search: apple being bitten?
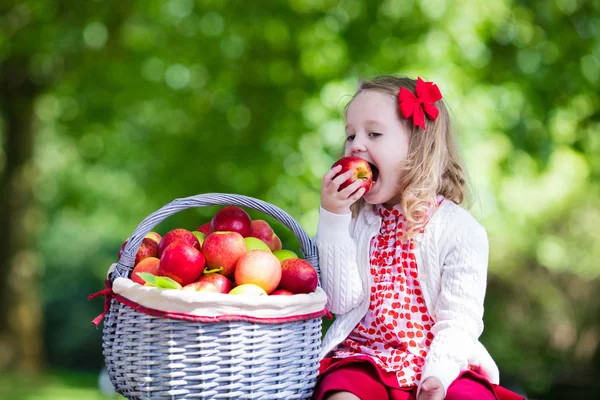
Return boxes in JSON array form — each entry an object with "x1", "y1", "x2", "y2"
[
  {"x1": 210, "y1": 206, "x2": 252, "y2": 237},
  {"x1": 331, "y1": 156, "x2": 373, "y2": 194},
  {"x1": 202, "y1": 231, "x2": 247, "y2": 278},
  {"x1": 278, "y1": 258, "x2": 318, "y2": 294},
  {"x1": 158, "y1": 242, "x2": 206, "y2": 286},
  {"x1": 234, "y1": 250, "x2": 282, "y2": 294},
  {"x1": 158, "y1": 228, "x2": 201, "y2": 257}
]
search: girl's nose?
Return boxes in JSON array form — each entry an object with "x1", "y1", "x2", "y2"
[{"x1": 348, "y1": 136, "x2": 367, "y2": 154}]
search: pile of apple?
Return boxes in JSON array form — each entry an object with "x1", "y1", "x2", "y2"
[{"x1": 120, "y1": 206, "x2": 318, "y2": 296}]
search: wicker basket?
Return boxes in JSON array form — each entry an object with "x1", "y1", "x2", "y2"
[{"x1": 96, "y1": 193, "x2": 326, "y2": 399}]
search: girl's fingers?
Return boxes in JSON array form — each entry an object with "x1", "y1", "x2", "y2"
[
  {"x1": 322, "y1": 165, "x2": 342, "y2": 183},
  {"x1": 339, "y1": 179, "x2": 364, "y2": 197},
  {"x1": 331, "y1": 170, "x2": 355, "y2": 187},
  {"x1": 350, "y1": 187, "x2": 366, "y2": 201}
]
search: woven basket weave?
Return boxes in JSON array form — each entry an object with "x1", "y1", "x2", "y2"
[{"x1": 101, "y1": 193, "x2": 324, "y2": 399}]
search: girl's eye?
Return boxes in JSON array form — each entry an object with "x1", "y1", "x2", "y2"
[
  {"x1": 369, "y1": 132, "x2": 382, "y2": 138},
  {"x1": 346, "y1": 135, "x2": 355, "y2": 142}
]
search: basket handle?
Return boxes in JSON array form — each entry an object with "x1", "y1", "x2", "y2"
[{"x1": 113, "y1": 193, "x2": 319, "y2": 282}]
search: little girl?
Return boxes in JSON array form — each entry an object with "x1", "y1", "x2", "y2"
[{"x1": 313, "y1": 76, "x2": 525, "y2": 400}]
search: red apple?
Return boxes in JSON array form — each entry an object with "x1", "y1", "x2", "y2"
[
  {"x1": 130, "y1": 257, "x2": 160, "y2": 285},
  {"x1": 331, "y1": 156, "x2": 373, "y2": 194},
  {"x1": 191, "y1": 272, "x2": 234, "y2": 294},
  {"x1": 119, "y1": 237, "x2": 159, "y2": 264},
  {"x1": 235, "y1": 250, "x2": 282, "y2": 294},
  {"x1": 249, "y1": 220, "x2": 283, "y2": 251},
  {"x1": 135, "y1": 238, "x2": 159, "y2": 265},
  {"x1": 158, "y1": 228, "x2": 200, "y2": 257},
  {"x1": 271, "y1": 289, "x2": 294, "y2": 296},
  {"x1": 196, "y1": 223, "x2": 211, "y2": 235},
  {"x1": 267, "y1": 234, "x2": 282, "y2": 252},
  {"x1": 183, "y1": 281, "x2": 220, "y2": 293},
  {"x1": 250, "y1": 220, "x2": 274, "y2": 243},
  {"x1": 210, "y1": 206, "x2": 252, "y2": 237},
  {"x1": 279, "y1": 258, "x2": 318, "y2": 294},
  {"x1": 158, "y1": 242, "x2": 206, "y2": 286},
  {"x1": 145, "y1": 232, "x2": 162, "y2": 244},
  {"x1": 202, "y1": 231, "x2": 247, "y2": 278}
]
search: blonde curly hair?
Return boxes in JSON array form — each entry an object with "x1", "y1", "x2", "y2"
[{"x1": 347, "y1": 76, "x2": 471, "y2": 239}]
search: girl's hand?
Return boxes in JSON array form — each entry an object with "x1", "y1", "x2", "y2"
[
  {"x1": 321, "y1": 165, "x2": 366, "y2": 215},
  {"x1": 417, "y1": 377, "x2": 444, "y2": 400}
]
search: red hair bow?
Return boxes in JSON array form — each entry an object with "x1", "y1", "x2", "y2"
[{"x1": 398, "y1": 77, "x2": 443, "y2": 130}]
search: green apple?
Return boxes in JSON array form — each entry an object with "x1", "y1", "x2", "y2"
[
  {"x1": 192, "y1": 231, "x2": 206, "y2": 248},
  {"x1": 273, "y1": 249, "x2": 298, "y2": 263},
  {"x1": 244, "y1": 237, "x2": 271, "y2": 252},
  {"x1": 228, "y1": 283, "x2": 267, "y2": 296}
]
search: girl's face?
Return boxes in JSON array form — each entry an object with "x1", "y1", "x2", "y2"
[{"x1": 344, "y1": 89, "x2": 411, "y2": 206}]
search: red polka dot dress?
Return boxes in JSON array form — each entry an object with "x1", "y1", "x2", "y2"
[{"x1": 333, "y1": 203, "x2": 436, "y2": 387}]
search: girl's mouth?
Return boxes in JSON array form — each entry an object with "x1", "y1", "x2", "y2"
[{"x1": 368, "y1": 163, "x2": 379, "y2": 182}]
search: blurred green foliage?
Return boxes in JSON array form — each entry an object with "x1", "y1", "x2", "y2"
[{"x1": 1, "y1": 0, "x2": 600, "y2": 398}]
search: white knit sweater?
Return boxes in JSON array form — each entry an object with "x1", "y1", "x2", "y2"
[{"x1": 316, "y1": 200, "x2": 500, "y2": 396}]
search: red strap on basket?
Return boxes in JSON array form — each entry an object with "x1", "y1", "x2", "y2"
[{"x1": 88, "y1": 280, "x2": 113, "y2": 327}]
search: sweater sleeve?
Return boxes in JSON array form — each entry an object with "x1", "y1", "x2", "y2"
[
  {"x1": 419, "y1": 212, "x2": 489, "y2": 397},
  {"x1": 315, "y1": 207, "x2": 366, "y2": 314}
]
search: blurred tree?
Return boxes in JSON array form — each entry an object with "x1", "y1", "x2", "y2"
[{"x1": 0, "y1": 54, "x2": 42, "y2": 373}]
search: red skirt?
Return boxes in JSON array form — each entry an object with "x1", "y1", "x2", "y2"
[{"x1": 312, "y1": 357, "x2": 526, "y2": 400}]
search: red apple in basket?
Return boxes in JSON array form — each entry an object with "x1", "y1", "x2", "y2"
[
  {"x1": 267, "y1": 234, "x2": 282, "y2": 252},
  {"x1": 183, "y1": 281, "x2": 220, "y2": 293},
  {"x1": 202, "y1": 231, "x2": 247, "y2": 278},
  {"x1": 158, "y1": 242, "x2": 206, "y2": 286},
  {"x1": 130, "y1": 257, "x2": 160, "y2": 285},
  {"x1": 158, "y1": 228, "x2": 201, "y2": 257},
  {"x1": 134, "y1": 238, "x2": 159, "y2": 265},
  {"x1": 210, "y1": 206, "x2": 252, "y2": 237},
  {"x1": 145, "y1": 231, "x2": 162, "y2": 244},
  {"x1": 271, "y1": 289, "x2": 294, "y2": 296},
  {"x1": 196, "y1": 222, "x2": 211, "y2": 235},
  {"x1": 118, "y1": 231, "x2": 161, "y2": 260},
  {"x1": 186, "y1": 272, "x2": 234, "y2": 294},
  {"x1": 278, "y1": 258, "x2": 318, "y2": 294},
  {"x1": 235, "y1": 250, "x2": 282, "y2": 294},
  {"x1": 331, "y1": 156, "x2": 373, "y2": 194}
]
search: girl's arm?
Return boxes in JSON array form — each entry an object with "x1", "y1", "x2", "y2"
[
  {"x1": 315, "y1": 207, "x2": 366, "y2": 314},
  {"x1": 316, "y1": 166, "x2": 368, "y2": 314},
  {"x1": 419, "y1": 211, "x2": 489, "y2": 397}
]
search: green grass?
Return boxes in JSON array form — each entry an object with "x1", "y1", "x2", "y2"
[{"x1": 0, "y1": 370, "x2": 124, "y2": 400}]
